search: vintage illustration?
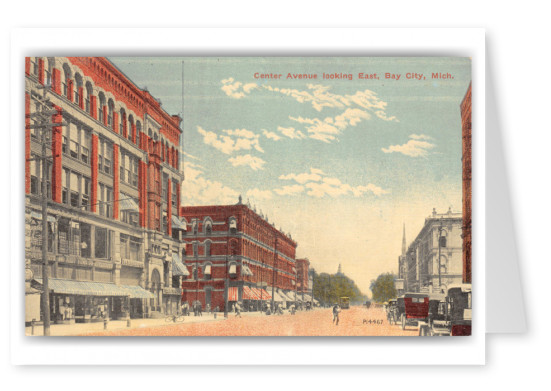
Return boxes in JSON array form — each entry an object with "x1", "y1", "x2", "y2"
[{"x1": 24, "y1": 57, "x2": 471, "y2": 336}]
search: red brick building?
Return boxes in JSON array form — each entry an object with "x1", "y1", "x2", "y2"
[
  {"x1": 25, "y1": 57, "x2": 187, "y2": 323},
  {"x1": 296, "y1": 258, "x2": 311, "y2": 302},
  {"x1": 461, "y1": 82, "x2": 472, "y2": 284},
  {"x1": 180, "y1": 200, "x2": 298, "y2": 311}
]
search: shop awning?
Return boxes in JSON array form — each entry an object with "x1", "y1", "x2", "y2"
[
  {"x1": 172, "y1": 252, "x2": 189, "y2": 276},
  {"x1": 255, "y1": 288, "x2": 271, "y2": 300},
  {"x1": 119, "y1": 198, "x2": 139, "y2": 212},
  {"x1": 171, "y1": 215, "x2": 187, "y2": 230},
  {"x1": 30, "y1": 211, "x2": 56, "y2": 223},
  {"x1": 34, "y1": 278, "x2": 129, "y2": 297},
  {"x1": 122, "y1": 285, "x2": 154, "y2": 299},
  {"x1": 283, "y1": 291, "x2": 297, "y2": 301},
  {"x1": 241, "y1": 264, "x2": 253, "y2": 277},
  {"x1": 273, "y1": 290, "x2": 287, "y2": 302},
  {"x1": 303, "y1": 294, "x2": 312, "y2": 302},
  {"x1": 242, "y1": 286, "x2": 259, "y2": 300},
  {"x1": 228, "y1": 287, "x2": 239, "y2": 302}
]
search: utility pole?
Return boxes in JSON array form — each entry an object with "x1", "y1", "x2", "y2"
[
  {"x1": 438, "y1": 222, "x2": 443, "y2": 289},
  {"x1": 271, "y1": 236, "x2": 277, "y2": 310},
  {"x1": 27, "y1": 85, "x2": 66, "y2": 336}
]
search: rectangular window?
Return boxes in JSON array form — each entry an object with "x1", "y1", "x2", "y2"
[
  {"x1": 70, "y1": 171, "x2": 80, "y2": 208},
  {"x1": 129, "y1": 238, "x2": 141, "y2": 261},
  {"x1": 81, "y1": 130, "x2": 91, "y2": 164},
  {"x1": 80, "y1": 223, "x2": 91, "y2": 258},
  {"x1": 69, "y1": 123, "x2": 79, "y2": 159},
  {"x1": 95, "y1": 227, "x2": 108, "y2": 259},
  {"x1": 81, "y1": 176, "x2": 90, "y2": 210},
  {"x1": 61, "y1": 168, "x2": 69, "y2": 204},
  {"x1": 99, "y1": 184, "x2": 105, "y2": 216},
  {"x1": 172, "y1": 181, "x2": 178, "y2": 210}
]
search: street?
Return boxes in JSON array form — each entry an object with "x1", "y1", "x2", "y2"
[{"x1": 79, "y1": 306, "x2": 418, "y2": 337}]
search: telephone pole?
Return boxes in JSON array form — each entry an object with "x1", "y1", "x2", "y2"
[{"x1": 27, "y1": 85, "x2": 66, "y2": 335}]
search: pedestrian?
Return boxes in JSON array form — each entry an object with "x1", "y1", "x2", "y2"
[
  {"x1": 206, "y1": 303, "x2": 211, "y2": 315},
  {"x1": 235, "y1": 302, "x2": 242, "y2": 318},
  {"x1": 198, "y1": 302, "x2": 203, "y2": 317},
  {"x1": 332, "y1": 303, "x2": 341, "y2": 325}
]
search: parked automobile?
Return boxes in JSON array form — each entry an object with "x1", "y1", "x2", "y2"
[
  {"x1": 400, "y1": 293, "x2": 429, "y2": 331},
  {"x1": 418, "y1": 285, "x2": 472, "y2": 336},
  {"x1": 446, "y1": 284, "x2": 472, "y2": 336}
]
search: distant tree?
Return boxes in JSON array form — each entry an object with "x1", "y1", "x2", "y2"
[
  {"x1": 370, "y1": 273, "x2": 397, "y2": 303},
  {"x1": 312, "y1": 270, "x2": 367, "y2": 306}
]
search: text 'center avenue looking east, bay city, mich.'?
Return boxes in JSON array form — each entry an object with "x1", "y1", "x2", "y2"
[{"x1": 24, "y1": 57, "x2": 472, "y2": 336}]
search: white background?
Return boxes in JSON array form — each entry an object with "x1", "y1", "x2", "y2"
[{"x1": 1, "y1": 0, "x2": 548, "y2": 388}]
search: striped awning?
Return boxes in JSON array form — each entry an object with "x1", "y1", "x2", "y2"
[
  {"x1": 172, "y1": 252, "x2": 189, "y2": 276},
  {"x1": 122, "y1": 285, "x2": 154, "y2": 299},
  {"x1": 260, "y1": 289, "x2": 272, "y2": 300},
  {"x1": 242, "y1": 286, "x2": 258, "y2": 300},
  {"x1": 228, "y1": 287, "x2": 239, "y2": 301},
  {"x1": 241, "y1": 264, "x2": 253, "y2": 277},
  {"x1": 303, "y1": 294, "x2": 312, "y2": 302},
  {"x1": 35, "y1": 278, "x2": 128, "y2": 297},
  {"x1": 171, "y1": 215, "x2": 187, "y2": 230},
  {"x1": 119, "y1": 198, "x2": 139, "y2": 212},
  {"x1": 30, "y1": 211, "x2": 56, "y2": 223}
]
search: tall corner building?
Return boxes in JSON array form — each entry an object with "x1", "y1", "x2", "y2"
[
  {"x1": 461, "y1": 82, "x2": 472, "y2": 284},
  {"x1": 179, "y1": 200, "x2": 298, "y2": 311},
  {"x1": 24, "y1": 57, "x2": 188, "y2": 324}
]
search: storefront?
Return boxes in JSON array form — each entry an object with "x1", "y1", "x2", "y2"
[{"x1": 33, "y1": 278, "x2": 153, "y2": 322}]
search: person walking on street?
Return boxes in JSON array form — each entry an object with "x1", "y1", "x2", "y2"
[
  {"x1": 333, "y1": 303, "x2": 341, "y2": 326},
  {"x1": 235, "y1": 302, "x2": 242, "y2": 318}
]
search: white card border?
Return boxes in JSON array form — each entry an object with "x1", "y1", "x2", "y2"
[{"x1": 9, "y1": 27, "x2": 485, "y2": 365}]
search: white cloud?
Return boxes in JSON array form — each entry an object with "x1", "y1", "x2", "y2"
[
  {"x1": 277, "y1": 126, "x2": 306, "y2": 140},
  {"x1": 278, "y1": 168, "x2": 388, "y2": 198},
  {"x1": 228, "y1": 154, "x2": 266, "y2": 171},
  {"x1": 279, "y1": 168, "x2": 323, "y2": 184},
  {"x1": 221, "y1": 77, "x2": 258, "y2": 99},
  {"x1": 382, "y1": 135, "x2": 436, "y2": 158},
  {"x1": 262, "y1": 129, "x2": 282, "y2": 141},
  {"x1": 289, "y1": 108, "x2": 371, "y2": 143},
  {"x1": 197, "y1": 126, "x2": 264, "y2": 154},
  {"x1": 273, "y1": 184, "x2": 305, "y2": 196},
  {"x1": 246, "y1": 188, "x2": 273, "y2": 200},
  {"x1": 180, "y1": 161, "x2": 239, "y2": 205},
  {"x1": 183, "y1": 151, "x2": 200, "y2": 161},
  {"x1": 410, "y1": 134, "x2": 433, "y2": 140}
]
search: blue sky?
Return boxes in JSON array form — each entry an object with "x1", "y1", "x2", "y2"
[{"x1": 109, "y1": 57, "x2": 471, "y2": 294}]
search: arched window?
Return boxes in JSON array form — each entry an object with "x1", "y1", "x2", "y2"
[
  {"x1": 46, "y1": 58, "x2": 54, "y2": 87},
  {"x1": 203, "y1": 262, "x2": 212, "y2": 280},
  {"x1": 85, "y1": 81, "x2": 93, "y2": 114},
  {"x1": 120, "y1": 108, "x2": 126, "y2": 136},
  {"x1": 136, "y1": 121, "x2": 142, "y2": 146},
  {"x1": 229, "y1": 217, "x2": 237, "y2": 234},
  {"x1": 98, "y1": 92, "x2": 106, "y2": 123},
  {"x1": 62, "y1": 63, "x2": 72, "y2": 100},
  {"x1": 204, "y1": 240, "x2": 211, "y2": 257},
  {"x1": 107, "y1": 99, "x2": 115, "y2": 128},
  {"x1": 204, "y1": 218, "x2": 212, "y2": 235},
  {"x1": 128, "y1": 115, "x2": 134, "y2": 141},
  {"x1": 191, "y1": 220, "x2": 198, "y2": 235},
  {"x1": 74, "y1": 73, "x2": 83, "y2": 107}
]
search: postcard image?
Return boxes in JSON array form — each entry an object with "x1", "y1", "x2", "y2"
[{"x1": 24, "y1": 56, "x2": 472, "y2": 337}]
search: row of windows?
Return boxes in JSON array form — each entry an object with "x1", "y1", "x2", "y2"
[{"x1": 29, "y1": 216, "x2": 113, "y2": 260}]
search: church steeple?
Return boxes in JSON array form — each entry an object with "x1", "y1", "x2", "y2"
[
  {"x1": 337, "y1": 263, "x2": 342, "y2": 275},
  {"x1": 402, "y1": 223, "x2": 407, "y2": 256}
]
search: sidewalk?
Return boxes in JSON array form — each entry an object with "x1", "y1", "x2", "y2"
[
  {"x1": 25, "y1": 309, "x2": 319, "y2": 336},
  {"x1": 25, "y1": 312, "x2": 225, "y2": 336}
]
